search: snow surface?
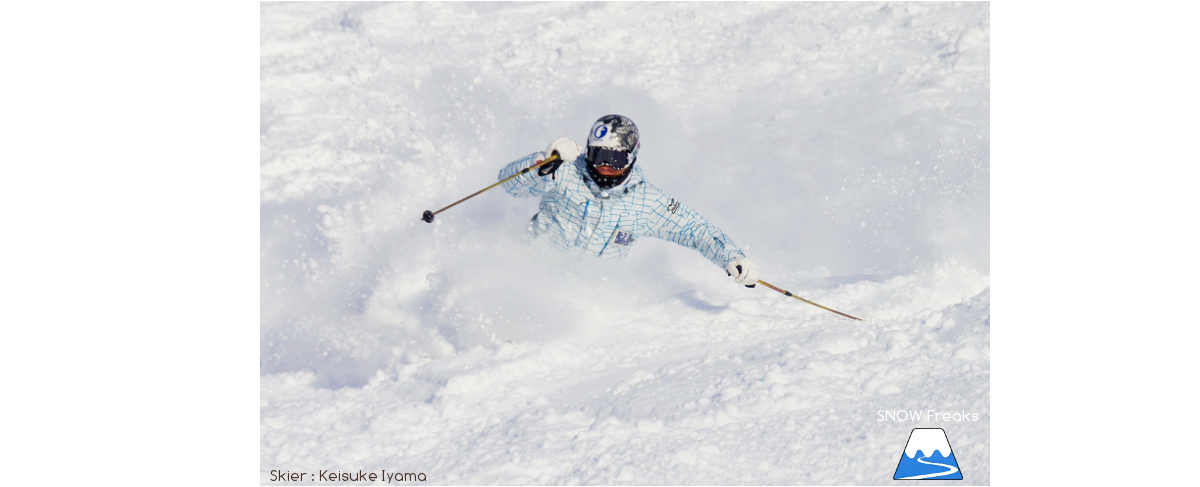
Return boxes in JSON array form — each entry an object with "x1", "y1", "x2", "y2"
[{"x1": 261, "y1": 2, "x2": 989, "y2": 484}]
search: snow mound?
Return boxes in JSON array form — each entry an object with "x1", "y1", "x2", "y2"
[{"x1": 262, "y1": 273, "x2": 989, "y2": 484}]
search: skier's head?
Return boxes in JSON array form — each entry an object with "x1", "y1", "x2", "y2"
[{"x1": 585, "y1": 114, "x2": 639, "y2": 189}]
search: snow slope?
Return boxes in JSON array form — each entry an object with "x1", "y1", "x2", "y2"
[{"x1": 261, "y1": 2, "x2": 989, "y2": 484}]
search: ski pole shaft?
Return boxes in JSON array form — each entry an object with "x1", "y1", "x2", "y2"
[
  {"x1": 756, "y1": 279, "x2": 862, "y2": 321},
  {"x1": 422, "y1": 154, "x2": 560, "y2": 223}
]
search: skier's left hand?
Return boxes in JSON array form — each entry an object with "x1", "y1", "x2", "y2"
[{"x1": 726, "y1": 257, "x2": 760, "y2": 288}]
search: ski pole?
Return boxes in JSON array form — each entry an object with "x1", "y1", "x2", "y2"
[
  {"x1": 422, "y1": 154, "x2": 561, "y2": 223},
  {"x1": 756, "y1": 279, "x2": 862, "y2": 321}
]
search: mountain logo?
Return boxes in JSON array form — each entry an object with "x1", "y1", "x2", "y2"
[{"x1": 893, "y1": 428, "x2": 963, "y2": 480}]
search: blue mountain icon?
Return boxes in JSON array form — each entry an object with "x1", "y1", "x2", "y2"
[{"x1": 893, "y1": 428, "x2": 963, "y2": 480}]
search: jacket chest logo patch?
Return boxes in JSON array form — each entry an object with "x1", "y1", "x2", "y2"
[{"x1": 612, "y1": 230, "x2": 635, "y2": 247}]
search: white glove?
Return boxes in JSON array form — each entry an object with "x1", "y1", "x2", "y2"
[
  {"x1": 545, "y1": 137, "x2": 581, "y2": 163},
  {"x1": 726, "y1": 257, "x2": 761, "y2": 288},
  {"x1": 539, "y1": 137, "x2": 581, "y2": 176}
]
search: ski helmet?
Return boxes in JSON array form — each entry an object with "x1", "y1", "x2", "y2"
[{"x1": 585, "y1": 114, "x2": 640, "y2": 189}]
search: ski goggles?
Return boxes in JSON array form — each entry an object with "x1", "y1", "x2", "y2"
[{"x1": 586, "y1": 146, "x2": 633, "y2": 170}]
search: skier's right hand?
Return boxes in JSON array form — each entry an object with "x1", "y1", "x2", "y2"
[{"x1": 540, "y1": 137, "x2": 580, "y2": 176}]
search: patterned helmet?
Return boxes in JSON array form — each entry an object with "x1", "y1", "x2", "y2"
[{"x1": 585, "y1": 114, "x2": 640, "y2": 189}]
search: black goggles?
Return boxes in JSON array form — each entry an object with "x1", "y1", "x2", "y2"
[{"x1": 586, "y1": 146, "x2": 633, "y2": 170}]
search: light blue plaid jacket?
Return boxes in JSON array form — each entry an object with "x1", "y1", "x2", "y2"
[{"x1": 499, "y1": 152, "x2": 747, "y2": 269}]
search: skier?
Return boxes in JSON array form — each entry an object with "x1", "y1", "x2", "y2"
[{"x1": 498, "y1": 114, "x2": 761, "y2": 288}]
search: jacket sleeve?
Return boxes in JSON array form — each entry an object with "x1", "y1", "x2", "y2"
[
  {"x1": 499, "y1": 152, "x2": 556, "y2": 197},
  {"x1": 636, "y1": 183, "x2": 747, "y2": 269}
]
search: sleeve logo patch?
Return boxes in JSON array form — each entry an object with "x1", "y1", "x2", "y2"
[{"x1": 668, "y1": 199, "x2": 680, "y2": 214}]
